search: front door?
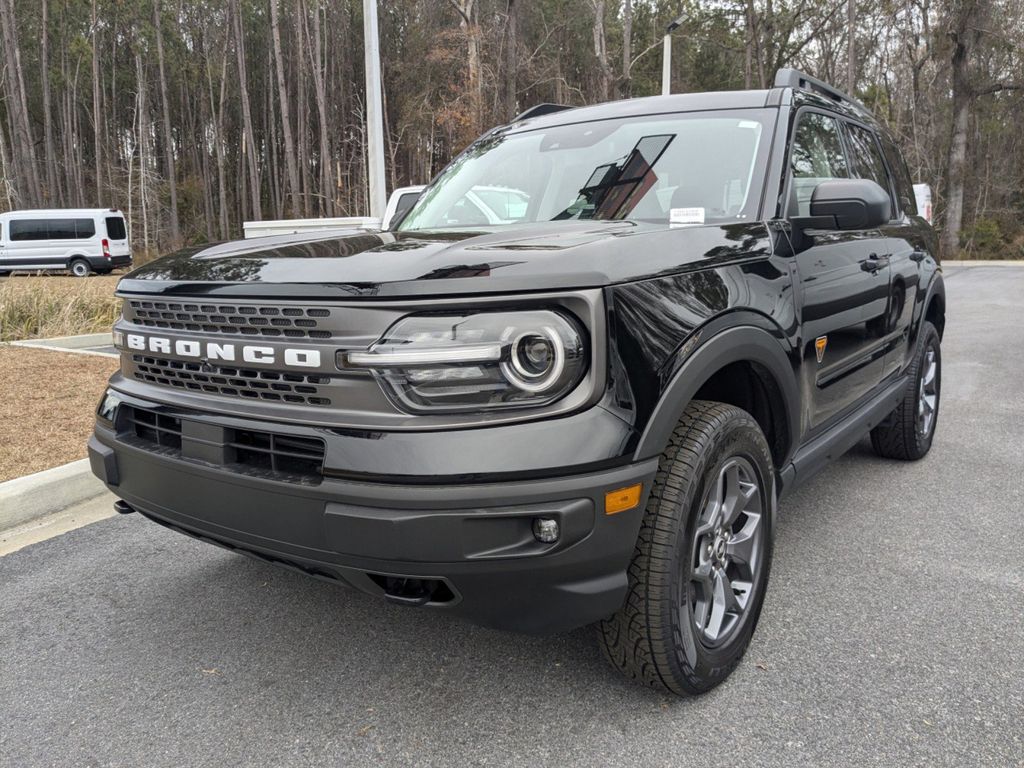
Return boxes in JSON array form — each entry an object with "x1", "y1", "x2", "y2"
[{"x1": 785, "y1": 110, "x2": 891, "y2": 434}]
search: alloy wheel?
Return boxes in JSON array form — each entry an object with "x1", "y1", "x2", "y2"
[
  {"x1": 917, "y1": 346, "x2": 938, "y2": 437},
  {"x1": 687, "y1": 456, "x2": 765, "y2": 647}
]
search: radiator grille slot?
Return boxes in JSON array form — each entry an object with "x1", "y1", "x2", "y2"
[
  {"x1": 119, "y1": 405, "x2": 326, "y2": 485},
  {"x1": 126, "y1": 300, "x2": 332, "y2": 339},
  {"x1": 131, "y1": 355, "x2": 331, "y2": 407},
  {"x1": 124, "y1": 407, "x2": 183, "y2": 451},
  {"x1": 228, "y1": 431, "x2": 326, "y2": 479}
]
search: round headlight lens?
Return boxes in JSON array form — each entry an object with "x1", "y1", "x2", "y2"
[{"x1": 504, "y1": 329, "x2": 564, "y2": 392}]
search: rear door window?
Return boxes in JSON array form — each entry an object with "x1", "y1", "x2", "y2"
[
  {"x1": 844, "y1": 123, "x2": 895, "y2": 218},
  {"x1": 878, "y1": 136, "x2": 917, "y2": 216},
  {"x1": 105, "y1": 217, "x2": 127, "y2": 240}
]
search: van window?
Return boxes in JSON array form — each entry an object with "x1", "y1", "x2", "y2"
[
  {"x1": 105, "y1": 217, "x2": 127, "y2": 240},
  {"x1": 10, "y1": 218, "x2": 96, "y2": 240}
]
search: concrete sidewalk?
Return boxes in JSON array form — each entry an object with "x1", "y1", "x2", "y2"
[{"x1": 11, "y1": 332, "x2": 118, "y2": 358}]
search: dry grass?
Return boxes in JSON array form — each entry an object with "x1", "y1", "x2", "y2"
[
  {"x1": 0, "y1": 274, "x2": 121, "y2": 341},
  {"x1": 0, "y1": 346, "x2": 118, "y2": 482}
]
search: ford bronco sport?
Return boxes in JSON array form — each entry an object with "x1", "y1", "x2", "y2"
[{"x1": 89, "y1": 69, "x2": 945, "y2": 695}]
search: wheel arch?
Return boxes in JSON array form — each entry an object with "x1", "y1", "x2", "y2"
[
  {"x1": 923, "y1": 274, "x2": 946, "y2": 340},
  {"x1": 634, "y1": 320, "x2": 800, "y2": 472}
]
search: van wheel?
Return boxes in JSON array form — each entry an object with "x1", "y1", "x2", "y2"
[
  {"x1": 598, "y1": 401, "x2": 775, "y2": 696},
  {"x1": 69, "y1": 258, "x2": 92, "y2": 277}
]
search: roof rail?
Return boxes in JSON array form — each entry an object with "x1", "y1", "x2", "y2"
[
  {"x1": 513, "y1": 103, "x2": 573, "y2": 122},
  {"x1": 774, "y1": 68, "x2": 863, "y2": 109}
]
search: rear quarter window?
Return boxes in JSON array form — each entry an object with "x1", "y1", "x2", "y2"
[{"x1": 105, "y1": 217, "x2": 127, "y2": 240}]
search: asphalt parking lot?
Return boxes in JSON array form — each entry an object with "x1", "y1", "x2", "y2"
[{"x1": 2, "y1": 265, "x2": 1022, "y2": 767}]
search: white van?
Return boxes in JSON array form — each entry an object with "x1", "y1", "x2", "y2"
[{"x1": 0, "y1": 208, "x2": 132, "y2": 277}]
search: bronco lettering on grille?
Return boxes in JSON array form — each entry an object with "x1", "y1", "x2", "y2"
[{"x1": 123, "y1": 334, "x2": 321, "y2": 368}]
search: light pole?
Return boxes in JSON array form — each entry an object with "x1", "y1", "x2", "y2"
[
  {"x1": 363, "y1": 0, "x2": 387, "y2": 218},
  {"x1": 662, "y1": 14, "x2": 685, "y2": 96}
]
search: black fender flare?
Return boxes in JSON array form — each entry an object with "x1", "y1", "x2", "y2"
[
  {"x1": 914, "y1": 271, "x2": 946, "y2": 344},
  {"x1": 634, "y1": 321, "x2": 800, "y2": 467}
]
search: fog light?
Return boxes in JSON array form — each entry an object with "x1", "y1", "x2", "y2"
[
  {"x1": 96, "y1": 390, "x2": 123, "y2": 426},
  {"x1": 532, "y1": 517, "x2": 560, "y2": 544}
]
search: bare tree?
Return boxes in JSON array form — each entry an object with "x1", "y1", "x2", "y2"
[
  {"x1": 0, "y1": 0, "x2": 42, "y2": 205},
  {"x1": 153, "y1": 0, "x2": 181, "y2": 247},
  {"x1": 270, "y1": 0, "x2": 302, "y2": 216},
  {"x1": 589, "y1": 0, "x2": 613, "y2": 101},
  {"x1": 232, "y1": 0, "x2": 261, "y2": 221}
]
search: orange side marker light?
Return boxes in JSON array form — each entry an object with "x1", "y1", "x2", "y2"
[{"x1": 605, "y1": 484, "x2": 642, "y2": 515}]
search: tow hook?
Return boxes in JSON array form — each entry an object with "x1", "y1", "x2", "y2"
[
  {"x1": 379, "y1": 576, "x2": 439, "y2": 607},
  {"x1": 113, "y1": 500, "x2": 136, "y2": 515}
]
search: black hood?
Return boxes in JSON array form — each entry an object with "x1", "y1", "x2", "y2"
[{"x1": 118, "y1": 221, "x2": 772, "y2": 299}]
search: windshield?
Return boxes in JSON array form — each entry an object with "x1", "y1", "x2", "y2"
[{"x1": 399, "y1": 109, "x2": 772, "y2": 232}]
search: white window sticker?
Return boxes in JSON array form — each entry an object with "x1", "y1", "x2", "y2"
[{"x1": 670, "y1": 207, "x2": 705, "y2": 226}]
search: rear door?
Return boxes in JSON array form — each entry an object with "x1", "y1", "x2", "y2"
[
  {"x1": 104, "y1": 215, "x2": 131, "y2": 256},
  {"x1": 785, "y1": 110, "x2": 892, "y2": 433},
  {"x1": 879, "y1": 133, "x2": 932, "y2": 377}
]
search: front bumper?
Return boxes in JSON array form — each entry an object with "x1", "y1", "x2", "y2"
[{"x1": 89, "y1": 393, "x2": 656, "y2": 634}]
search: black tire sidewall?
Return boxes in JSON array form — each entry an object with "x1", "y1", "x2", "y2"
[
  {"x1": 70, "y1": 259, "x2": 91, "y2": 277},
  {"x1": 666, "y1": 415, "x2": 775, "y2": 692}
]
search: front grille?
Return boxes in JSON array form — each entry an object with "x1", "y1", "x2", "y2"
[
  {"x1": 120, "y1": 404, "x2": 326, "y2": 485},
  {"x1": 228, "y1": 431, "x2": 327, "y2": 480},
  {"x1": 131, "y1": 354, "x2": 332, "y2": 407},
  {"x1": 125, "y1": 299, "x2": 332, "y2": 339},
  {"x1": 123, "y1": 407, "x2": 183, "y2": 452}
]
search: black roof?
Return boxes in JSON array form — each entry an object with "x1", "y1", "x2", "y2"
[{"x1": 510, "y1": 69, "x2": 875, "y2": 131}]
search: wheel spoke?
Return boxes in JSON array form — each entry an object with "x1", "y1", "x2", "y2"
[
  {"x1": 721, "y1": 464, "x2": 752, "y2": 526},
  {"x1": 706, "y1": 568, "x2": 741, "y2": 640},
  {"x1": 923, "y1": 358, "x2": 936, "y2": 387},
  {"x1": 698, "y1": 470, "x2": 726, "y2": 535},
  {"x1": 725, "y1": 513, "x2": 761, "y2": 569},
  {"x1": 690, "y1": 562, "x2": 714, "y2": 629}
]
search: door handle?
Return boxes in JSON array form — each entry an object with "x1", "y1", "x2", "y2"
[{"x1": 860, "y1": 252, "x2": 891, "y2": 273}]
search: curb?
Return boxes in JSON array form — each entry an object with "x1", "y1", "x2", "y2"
[
  {"x1": 0, "y1": 459, "x2": 108, "y2": 532},
  {"x1": 943, "y1": 260, "x2": 1024, "y2": 267},
  {"x1": 12, "y1": 332, "x2": 112, "y2": 349},
  {"x1": 10, "y1": 332, "x2": 118, "y2": 359}
]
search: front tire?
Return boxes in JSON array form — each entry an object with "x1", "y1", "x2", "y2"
[
  {"x1": 598, "y1": 401, "x2": 775, "y2": 696},
  {"x1": 69, "y1": 258, "x2": 92, "y2": 277},
  {"x1": 870, "y1": 321, "x2": 941, "y2": 461}
]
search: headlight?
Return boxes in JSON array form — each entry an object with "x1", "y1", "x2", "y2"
[{"x1": 340, "y1": 310, "x2": 587, "y2": 413}]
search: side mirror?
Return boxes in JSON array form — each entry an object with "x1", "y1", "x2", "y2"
[{"x1": 806, "y1": 179, "x2": 891, "y2": 230}]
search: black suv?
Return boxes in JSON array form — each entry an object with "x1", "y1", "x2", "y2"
[{"x1": 89, "y1": 69, "x2": 944, "y2": 695}]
